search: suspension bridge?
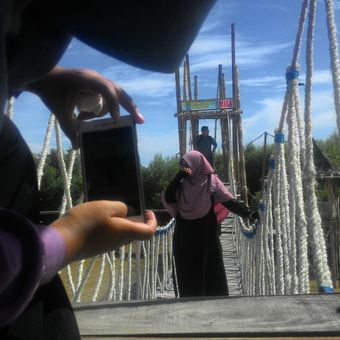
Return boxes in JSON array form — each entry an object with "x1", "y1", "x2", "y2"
[{"x1": 7, "y1": 0, "x2": 340, "y2": 338}]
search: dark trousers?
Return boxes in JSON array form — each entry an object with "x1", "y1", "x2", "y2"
[
  {"x1": 173, "y1": 208, "x2": 228, "y2": 297},
  {"x1": 0, "y1": 115, "x2": 80, "y2": 340}
]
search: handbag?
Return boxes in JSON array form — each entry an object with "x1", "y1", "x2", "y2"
[{"x1": 214, "y1": 201, "x2": 230, "y2": 224}]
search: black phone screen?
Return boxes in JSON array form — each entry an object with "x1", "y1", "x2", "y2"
[{"x1": 81, "y1": 126, "x2": 142, "y2": 216}]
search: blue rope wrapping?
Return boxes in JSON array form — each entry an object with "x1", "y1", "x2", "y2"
[
  {"x1": 319, "y1": 285, "x2": 334, "y2": 294},
  {"x1": 243, "y1": 228, "x2": 255, "y2": 238},
  {"x1": 274, "y1": 133, "x2": 285, "y2": 144},
  {"x1": 259, "y1": 203, "x2": 266, "y2": 212},
  {"x1": 269, "y1": 158, "x2": 276, "y2": 169},
  {"x1": 155, "y1": 218, "x2": 175, "y2": 236},
  {"x1": 285, "y1": 68, "x2": 299, "y2": 83},
  {"x1": 239, "y1": 218, "x2": 256, "y2": 238}
]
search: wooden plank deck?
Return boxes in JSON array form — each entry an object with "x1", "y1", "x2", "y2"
[
  {"x1": 220, "y1": 215, "x2": 243, "y2": 296},
  {"x1": 74, "y1": 293, "x2": 340, "y2": 338}
]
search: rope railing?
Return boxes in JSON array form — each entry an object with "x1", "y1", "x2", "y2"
[
  {"x1": 64, "y1": 219, "x2": 176, "y2": 303},
  {"x1": 232, "y1": 0, "x2": 335, "y2": 296}
]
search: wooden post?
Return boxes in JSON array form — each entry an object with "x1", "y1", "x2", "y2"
[
  {"x1": 231, "y1": 23, "x2": 240, "y2": 187},
  {"x1": 235, "y1": 66, "x2": 248, "y2": 206},
  {"x1": 175, "y1": 68, "x2": 186, "y2": 156},
  {"x1": 192, "y1": 75, "x2": 199, "y2": 139},
  {"x1": 194, "y1": 75, "x2": 198, "y2": 100},
  {"x1": 218, "y1": 65, "x2": 230, "y2": 180},
  {"x1": 183, "y1": 60, "x2": 188, "y2": 101},
  {"x1": 185, "y1": 54, "x2": 192, "y2": 101},
  {"x1": 186, "y1": 54, "x2": 197, "y2": 149}
]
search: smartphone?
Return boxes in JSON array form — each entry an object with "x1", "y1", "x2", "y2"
[{"x1": 79, "y1": 116, "x2": 145, "y2": 222}]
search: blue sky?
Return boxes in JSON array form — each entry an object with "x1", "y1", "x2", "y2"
[{"x1": 12, "y1": 1, "x2": 340, "y2": 165}]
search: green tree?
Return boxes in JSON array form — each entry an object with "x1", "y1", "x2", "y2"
[
  {"x1": 315, "y1": 132, "x2": 340, "y2": 170},
  {"x1": 142, "y1": 153, "x2": 179, "y2": 209},
  {"x1": 214, "y1": 152, "x2": 229, "y2": 183},
  {"x1": 36, "y1": 149, "x2": 83, "y2": 211},
  {"x1": 245, "y1": 142, "x2": 274, "y2": 196},
  {"x1": 214, "y1": 143, "x2": 274, "y2": 198}
]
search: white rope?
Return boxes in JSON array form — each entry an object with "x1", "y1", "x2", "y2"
[
  {"x1": 154, "y1": 233, "x2": 161, "y2": 297},
  {"x1": 75, "y1": 259, "x2": 85, "y2": 291},
  {"x1": 118, "y1": 246, "x2": 125, "y2": 300},
  {"x1": 135, "y1": 241, "x2": 142, "y2": 300},
  {"x1": 54, "y1": 120, "x2": 73, "y2": 214},
  {"x1": 304, "y1": 0, "x2": 333, "y2": 290},
  {"x1": 273, "y1": 138, "x2": 285, "y2": 295},
  {"x1": 59, "y1": 149, "x2": 78, "y2": 214},
  {"x1": 141, "y1": 241, "x2": 148, "y2": 299},
  {"x1": 92, "y1": 254, "x2": 106, "y2": 302},
  {"x1": 150, "y1": 235, "x2": 156, "y2": 299},
  {"x1": 37, "y1": 113, "x2": 55, "y2": 189},
  {"x1": 164, "y1": 231, "x2": 169, "y2": 289},
  {"x1": 255, "y1": 216, "x2": 264, "y2": 295},
  {"x1": 108, "y1": 251, "x2": 116, "y2": 301},
  {"x1": 288, "y1": 180, "x2": 298, "y2": 295},
  {"x1": 291, "y1": 0, "x2": 310, "y2": 67},
  {"x1": 265, "y1": 188, "x2": 275, "y2": 295},
  {"x1": 161, "y1": 234, "x2": 166, "y2": 293},
  {"x1": 145, "y1": 241, "x2": 151, "y2": 299},
  {"x1": 287, "y1": 88, "x2": 310, "y2": 294},
  {"x1": 73, "y1": 256, "x2": 96, "y2": 303},
  {"x1": 127, "y1": 243, "x2": 133, "y2": 300}
]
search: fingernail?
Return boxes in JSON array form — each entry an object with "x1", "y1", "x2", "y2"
[{"x1": 135, "y1": 108, "x2": 144, "y2": 124}]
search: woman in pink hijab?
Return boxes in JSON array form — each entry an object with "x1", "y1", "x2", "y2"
[{"x1": 163, "y1": 150, "x2": 257, "y2": 297}]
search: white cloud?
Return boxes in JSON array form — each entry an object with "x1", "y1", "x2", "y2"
[
  {"x1": 240, "y1": 75, "x2": 283, "y2": 87},
  {"x1": 188, "y1": 36, "x2": 293, "y2": 72},
  {"x1": 189, "y1": 35, "x2": 230, "y2": 56},
  {"x1": 138, "y1": 128, "x2": 179, "y2": 165},
  {"x1": 312, "y1": 69, "x2": 333, "y2": 84},
  {"x1": 102, "y1": 65, "x2": 174, "y2": 97},
  {"x1": 310, "y1": 90, "x2": 337, "y2": 134},
  {"x1": 237, "y1": 68, "x2": 332, "y2": 89},
  {"x1": 243, "y1": 97, "x2": 283, "y2": 140},
  {"x1": 118, "y1": 77, "x2": 174, "y2": 97},
  {"x1": 243, "y1": 87, "x2": 337, "y2": 144}
]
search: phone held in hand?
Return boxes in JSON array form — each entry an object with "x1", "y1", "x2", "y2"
[{"x1": 79, "y1": 116, "x2": 145, "y2": 222}]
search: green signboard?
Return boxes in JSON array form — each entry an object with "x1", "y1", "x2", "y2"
[{"x1": 181, "y1": 98, "x2": 233, "y2": 111}]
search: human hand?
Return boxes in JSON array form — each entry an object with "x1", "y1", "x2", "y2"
[
  {"x1": 249, "y1": 211, "x2": 260, "y2": 225},
  {"x1": 50, "y1": 201, "x2": 157, "y2": 263},
  {"x1": 176, "y1": 168, "x2": 192, "y2": 180},
  {"x1": 181, "y1": 167, "x2": 192, "y2": 176},
  {"x1": 26, "y1": 66, "x2": 144, "y2": 148}
]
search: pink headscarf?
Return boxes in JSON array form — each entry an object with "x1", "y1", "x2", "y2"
[{"x1": 162, "y1": 150, "x2": 234, "y2": 220}]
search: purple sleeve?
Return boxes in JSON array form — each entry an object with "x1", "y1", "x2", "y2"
[
  {"x1": 211, "y1": 174, "x2": 235, "y2": 202},
  {"x1": 0, "y1": 208, "x2": 66, "y2": 327},
  {"x1": 39, "y1": 227, "x2": 66, "y2": 284}
]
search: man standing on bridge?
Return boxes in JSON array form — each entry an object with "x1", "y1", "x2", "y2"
[{"x1": 193, "y1": 126, "x2": 217, "y2": 167}]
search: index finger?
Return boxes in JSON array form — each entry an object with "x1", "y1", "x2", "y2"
[
  {"x1": 116, "y1": 87, "x2": 144, "y2": 124},
  {"x1": 80, "y1": 74, "x2": 144, "y2": 124}
]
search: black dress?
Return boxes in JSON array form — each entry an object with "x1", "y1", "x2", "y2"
[{"x1": 173, "y1": 206, "x2": 228, "y2": 297}]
